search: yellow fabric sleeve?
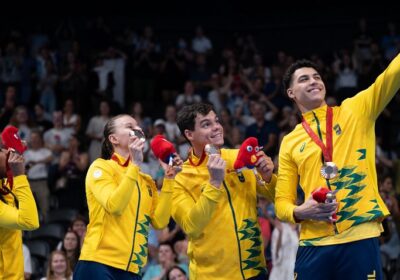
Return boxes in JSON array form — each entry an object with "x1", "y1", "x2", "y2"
[
  {"x1": 256, "y1": 173, "x2": 277, "y2": 202},
  {"x1": 172, "y1": 182, "x2": 223, "y2": 238},
  {"x1": 274, "y1": 145, "x2": 299, "y2": 224},
  {"x1": 151, "y1": 178, "x2": 174, "y2": 229},
  {"x1": 346, "y1": 53, "x2": 400, "y2": 121},
  {"x1": 89, "y1": 162, "x2": 139, "y2": 215},
  {"x1": 0, "y1": 175, "x2": 39, "y2": 230}
]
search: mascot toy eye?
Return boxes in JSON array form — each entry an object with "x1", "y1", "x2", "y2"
[{"x1": 233, "y1": 137, "x2": 262, "y2": 171}]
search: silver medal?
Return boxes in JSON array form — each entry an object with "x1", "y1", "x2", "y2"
[
  {"x1": 204, "y1": 144, "x2": 220, "y2": 155},
  {"x1": 320, "y1": 162, "x2": 338, "y2": 180}
]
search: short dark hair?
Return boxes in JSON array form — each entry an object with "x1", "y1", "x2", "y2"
[
  {"x1": 176, "y1": 103, "x2": 214, "y2": 143},
  {"x1": 282, "y1": 59, "x2": 320, "y2": 95}
]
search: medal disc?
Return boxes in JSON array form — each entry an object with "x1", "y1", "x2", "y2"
[
  {"x1": 205, "y1": 144, "x2": 220, "y2": 155},
  {"x1": 320, "y1": 162, "x2": 338, "y2": 180}
]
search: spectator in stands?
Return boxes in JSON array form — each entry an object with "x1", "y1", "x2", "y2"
[
  {"x1": 43, "y1": 110, "x2": 73, "y2": 190},
  {"x1": 0, "y1": 86, "x2": 17, "y2": 130},
  {"x1": 23, "y1": 243, "x2": 33, "y2": 280},
  {"x1": 8, "y1": 105, "x2": 33, "y2": 145},
  {"x1": 56, "y1": 133, "x2": 89, "y2": 212},
  {"x1": 175, "y1": 81, "x2": 201, "y2": 111},
  {"x1": 41, "y1": 250, "x2": 72, "y2": 280},
  {"x1": 33, "y1": 103, "x2": 53, "y2": 133},
  {"x1": 70, "y1": 215, "x2": 87, "y2": 248},
  {"x1": 379, "y1": 174, "x2": 400, "y2": 263},
  {"x1": 0, "y1": 149, "x2": 39, "y2": 279},
  {"x1": 191, "y1": 25, "x2": 212, "y2": 55},
  {"x1": 166, "y1": 265, "x2": 188, "y2": 280},
  {"x1": 24, "y1": 130, "x2": 53, "y2": 221},
  {"x1": 245, "y1": 102, "x2": 279, "y2": 156},
  {"x1": 62, "y1": 98, "x2": 82, "y2": 134},
  {"x1": 86, "y1": 99, "x2": 112, "y2": 163},
  {"x1": 36, "y1": 59, "x2": 58, "y2": 116},
  {"x1": 143, "y1": 242, "x2": 188, "y2": 280},
  {"x1": 73, "y1": 114, "x2": 183, "y2": 279},
  {"x1": 60, "y1": 230, "x2": 81, "y2": 271}
]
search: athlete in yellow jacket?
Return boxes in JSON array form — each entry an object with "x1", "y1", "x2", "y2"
[
  {"x1": 173, "y1": 103, "x2": 276, "y2": 280},
  {"x1": 74, "y1": 114, "x2": 182, "y2": 280},
  {"x1": 275, "y1": 53, "x2": 400, "y2": 280},
  {"x1": 0, "y1": 150, "x2": 39, "y2": 280}
]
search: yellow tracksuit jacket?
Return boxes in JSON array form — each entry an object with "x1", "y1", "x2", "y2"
[
  {"x1": 79, "y1": 153, "x2": 173, "y2": 274},
  {"x1": 172, "y1": 148, "x2": 276, "y2": 279},
  {"x1": 275, "y1": 54, "x2": 400, "y2": 246}
]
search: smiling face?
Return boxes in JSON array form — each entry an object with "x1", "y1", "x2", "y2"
[
  {"x1": 184, "y1": 111, "x2": 224, "y2": 155},
  {"x1": 51, "y1": 252, "x2": 68, "y2": 276},
  {"x1": 287, "y1": 67, "x2": 326, "y2": 113}
]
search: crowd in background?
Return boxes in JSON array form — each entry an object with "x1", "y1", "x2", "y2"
[{"x1": 0, "y1": 15, "x2": 399, "y2": 279}]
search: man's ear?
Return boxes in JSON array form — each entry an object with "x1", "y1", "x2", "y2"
[
  {"x1": 184, "y1": 129, "x2": 194, "y2": 142},
  {"x1": 287, "y1": 88, "x2": 295, "y2": 100}
]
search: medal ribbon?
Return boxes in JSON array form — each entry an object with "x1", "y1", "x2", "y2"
[
  {"x1": 111, "y1": 153, "x2": 130, "y2": 167},
  {"x1": 301, "y1": 107, "x2": 333, "y2": 162},
  {"x1": 188, "y1": 148, "x2": 207, "y2": 167}
]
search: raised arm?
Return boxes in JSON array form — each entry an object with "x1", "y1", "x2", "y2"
[
  {"x1": 88, "y1": 161, "x2": 137, "y2": 215},
  {"x1": 346, "y1": 53, "x2": 400, "y2": 120}
]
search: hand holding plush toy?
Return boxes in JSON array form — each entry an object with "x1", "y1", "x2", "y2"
[
  {"x1": 1, "y1": 126, "x2": 28, "y2": 193},
  {"x1": 233, "y1": 137, "x2": 262, "y2": 170},
  {"x1": 1, "y1": 126, "x2": 27, "y2": 154},
  {"x1": 150, "y1": 135, "x2": 177, "y2": 165},
  {"x1": 150, "y1": 135, "x2": 183, "y2": 177},
  {"x1": 312, "y1": 187, "x2": 338, "y2": 221},
  {"x1": 233, "y1": 137, "x2": 266, "y2": 185}
]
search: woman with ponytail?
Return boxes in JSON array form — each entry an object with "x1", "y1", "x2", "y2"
[{"x1": 74, "y1": 114, "x2": 182, "y2": 280}]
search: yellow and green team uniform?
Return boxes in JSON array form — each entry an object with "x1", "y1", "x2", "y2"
[
  {"x1": 275, "y1": 53, "x2": 400, "y2": 246},
  {"x1": 172, "y1": 148, "x2": 276, "y2": 280},
  {"x1": 79, "y1": 153, "x2": 174, "y2": 274},
  {"x1": 0, "y1": 175, "x2": 39, "y2": 280}
]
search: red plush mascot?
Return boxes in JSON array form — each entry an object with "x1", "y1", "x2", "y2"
[
  {"x1": 233, "y1": 137, "x2": 266, "y2": 185},
  {"x1": 150, "y1": 135, "x2": 177, "y2": 165},
  {"x1": 1, "y1": 126, "x2": 28, "y2": 194},
  {"x1": 233, "y1": 137, "x2": 262, "y2": 171}
]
